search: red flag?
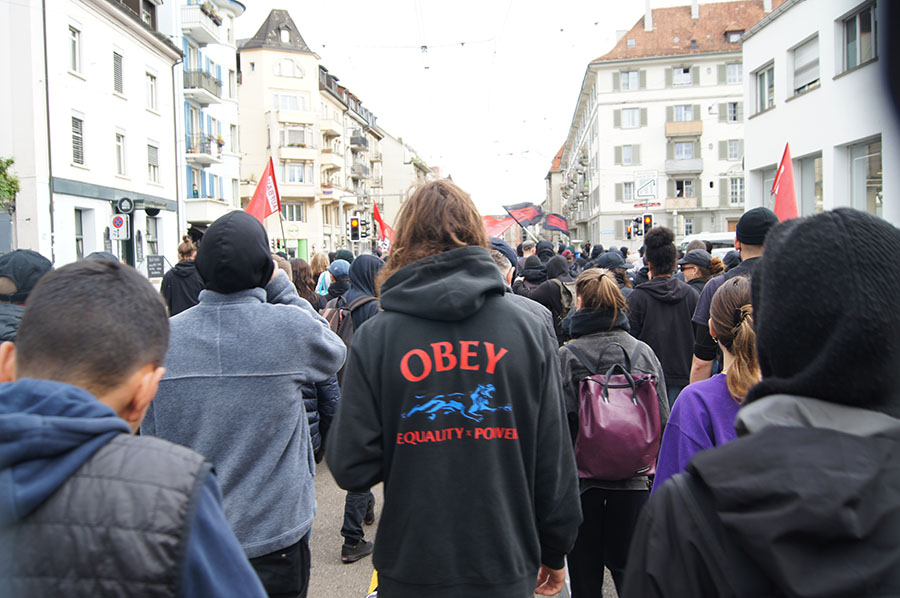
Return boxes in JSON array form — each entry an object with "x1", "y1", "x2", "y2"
[
  {"x1": 245, "y1": 157, "x2": 281, "y2": 223},
  {"x1": 482, "y1": 216, "x2": 516, "y2": 238},
  {"x1": 543, "y1": 213, "x2": 569, "y2": 236},
  {"x1": 372, "y1": 202, "x2": 394, "y2": 243},
  {"x1": 771, "y1": 143, "x2": 798, "y2": 221},
  {"x1": 502, "y1": 202, "x2": 543, "y2": 227}
]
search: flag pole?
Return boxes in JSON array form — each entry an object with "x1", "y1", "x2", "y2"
[
  {"x1": 514, "y1": 220, "x2": 540, "y2": 243},
  {"x1": 278, "y1": 211, "x2": 288, "y2": 255}
]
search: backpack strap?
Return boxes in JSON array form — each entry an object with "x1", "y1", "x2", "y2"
[
  {"x1": 347, "y1": 295, "x2": 378, "y2": 312},
  {"x1": 564, "y1": 344, "x2": 596, "y2": 376},
  {"x1": 566, "y1": 342, "x2": 632, "y2": 377}
]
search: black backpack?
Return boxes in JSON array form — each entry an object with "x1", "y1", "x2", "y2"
[{"x1": 320, "y1": 295, "x2": 378, "y2": 382}]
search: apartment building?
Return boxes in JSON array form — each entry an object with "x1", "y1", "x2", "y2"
[
  {"x1": 742, "y1": 0, "x2": 897, "y2": 225},
  {"x1": 157, "y1": 0, "x2": 245, "y2": 241},
  {"x1": 542, "y1": 145, "x2": 565, "y2": 243},
  {"x1": 0, "y1": 0, "x2": 182, "y2": 272},
  {"x1": 559, "y1": 0, "x2": 780, "y2": 248}
]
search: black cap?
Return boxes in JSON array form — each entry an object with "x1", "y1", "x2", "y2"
[
  {"x1": 0, "y1": 249, "x2": 53, "y2": 304},
  {"x1": 489, "y1": 237, "x2": 518, "y2": 278},
  {"x1": 594, "y1": 251, "x2": 627, "y2": 270},
  {"x1": 678, "y1": 248, "x2": 712, "y2": 269},
  {"x1": 736, "y1": 207, "x2": 779, "y2": 245}
]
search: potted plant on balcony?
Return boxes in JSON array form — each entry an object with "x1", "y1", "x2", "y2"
[{"x1": 215, "y1": 134, "x2": 225, "y2": 149}]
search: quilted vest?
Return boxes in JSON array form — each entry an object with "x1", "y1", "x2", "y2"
[{"x1": 0, "y1": 434, "x2": 211, "y2": 597}]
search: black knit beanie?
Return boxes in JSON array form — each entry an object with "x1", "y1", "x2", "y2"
[
  {"x1": 196, "y1": 211, "x2": 274, "y2": 294},
  {"x1": 746, "y1": 208, "x2": 900, "y2": 416}
]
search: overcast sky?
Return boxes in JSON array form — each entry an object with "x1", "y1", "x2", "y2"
[{"x1": 236, "y1": 0, "x2": 697, "y2": 216}]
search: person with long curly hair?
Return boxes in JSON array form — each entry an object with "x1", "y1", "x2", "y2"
[{"x1": 290, "y1": 258, "x2": 325, "y2": 310}]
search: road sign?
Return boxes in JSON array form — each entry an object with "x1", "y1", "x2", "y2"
[
  {"x1": 110, "y1": 213, "x2": 130, "y2": 240},
  {"x1": 634, "y1": 172, "x2": 658, "y2": 200},
  {"x1": 117, "y1": 197, "x2": 135, "y2": 214}
]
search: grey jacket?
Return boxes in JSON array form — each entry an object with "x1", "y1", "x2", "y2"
[{"x1": 143, "y1": 271, "x2": 346, "y2": 558}]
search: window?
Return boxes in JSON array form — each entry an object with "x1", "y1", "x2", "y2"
[
  {"x1": 727, "y1": 31, "x2": 744, "y2": 43},
  {"x1": 623, "y1": 182, "x2": 634, "y2": 202},
  {"x1": 756, "y1": 64, "x2": 774, "y2": 112},
  {"x1": 850, "y1": 137, "x2": 882, "y2": 217},
  {"x1": 274, "y1": 59, "x2": 304, "y2": 78},
  {"x1": 273, "y1": 93, "x2": 301, "y2": 111},
  {"x1": 146, "y1": 73, "x2": 157, "y2": 110},
  {"x1": 800, "y1": 154, "x2": 824, "y2": 215},
  {"x1": 626, "y1": 39, "x2": 635, "y2": 48},
  {"x1": 74, "y1": 209, "x2": 84, "y2": 259},
  {"x1": 230, "y1": 124, "x2": 239, "y2": 153},
  {"x1": 115, "y1": 133, "x2": 126, "y2": 175},
  {"x1": 730, "y1": 177, "x2": 745, "y2": 205},
  {"x1": 281, "y1": 203, "x2": 304, "y2": 222},
  {"x1": 147, "y1": 144, "x2": 159, "y2": 183},
  {"x1": 232, "y1": 179, "x2": 239, "y2": 206},
  {"x1": 621, "y1": 70, "x2": 639, "y2": 90},
  {"x1": 72, "y1": 116, "x2": 84, "y2": 165},
  {"x1": 621, "y1": 108, "x2": 640, "y2": 128},
  {"x1": 622, "y1": 145, "x2": 633, "y2": 166},
  {"x1": 844, "y1": 4, "x2": 876, "y2": 71},
  {"x1": 728, "y1": 139, "x2": 740, "y2": 160},
  {"x1": 675, "y1": 179, "x2": 695, "y2": 197},
  {"x1": 280, "y1": 27, "x2": 291, "y2": 44},
  {"x1": 280, "y1": 124, "x2": 310, "y2": 147},
  {"x1": 141, "y1": 3, "x2": 153, "y2": 26},
  {"x1": 683, "y1": 217, "x2": 694, "y2": 236},
  {"x1": 675, "y1": 142, "x2": 693, "y2": 160},
  {"x1": 113, "y1": 52, "x2": 124, "y2": 94},
  {"x1": 283, "y1": 162, "x2": 314, "y2": 184},
  {"x1": 146, "y1": 216, "x2": 159, "y2": 255},
  {"x1": 793, "y1": 36, "x2": 820, "y2": 94},
  {"x1": 69, "y1": 26, "x2": 81, "y2": 73},
  {"x1": 727, "y1": 101, "x2": 741, "y2": 122},
  {"x1": 673, "y1": 66, "x2": 692, "y2": 85},
  {"x1": 727, "y1": 63, "x2": 742, "y2": 83},
  {"x1": 674, "y1": 104, "x2": 693, "y2": 122},
  {"x1": 229, "y1": 70, "x2": 236, "y2": 98}
]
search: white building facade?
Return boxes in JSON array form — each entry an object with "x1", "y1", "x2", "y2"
[
  {"x1": 0, "y1": 0, "x2": 182, "y2": 274},
  {"x1": 559, "y1": 1, "x2": 777, "y2": 250},
  {"x1": 742, "y1": 0, "x2": 897, "y2": 225}
]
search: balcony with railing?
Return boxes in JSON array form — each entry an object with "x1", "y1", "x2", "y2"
[
  {"x1": 665, "y1": 196, "x2": 698, "y2": 210},
  {"x1": 320, "y1": 117, "x2": 343, "y2": 137},
  {"x1": 185, "y1": 134, "x2": 223, "y2": 165},
  {"x1": 664, "y1": 158, "x2": 703, "y2": 175},
  {"x1": 181, "y1": 5, "x2": 220, "y2": 46},
  {"x1": 350, "y1": 162, "x2": 369, "y2": 179},
  {"x1": 349, "y1": 131, "x2": 368, "y2": 150},
  {"x1": 370, "y1": 176, "x2": 383, "y2": 188},
  {"x1": 665, "y1": 120, "x2": 703, "y2": 137},
  {"x1": 320, "y1": 148, "x2": 342, "y2": 170},
  {"x1": 183, "y1": 70, "x2": 222, "y2": 106},
  {"x1": 370, "y1": 151, "x2": 383, "y2": 162}
]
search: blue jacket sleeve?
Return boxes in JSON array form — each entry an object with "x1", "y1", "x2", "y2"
[{"x1": 182, "y1": 473, "x2": 267, "y2": 598}]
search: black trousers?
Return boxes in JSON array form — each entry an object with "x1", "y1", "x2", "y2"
[
  {"x1": 342, "y1": 490, "x2": 375, "y2": 543},
  {"x1": 568, "y1": 488, "x2": 648, "y2": 597},
  {"x1": 248, "y1": 535, "x2": 310, "y2": 598}
]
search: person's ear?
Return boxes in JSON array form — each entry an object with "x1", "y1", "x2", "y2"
[
  {"x1": 708, "y1": 318, "x2": 717, "y2": 341},
  {"x1": 734, "y1": 238, "x2": 742, "y2": 251},
  {"x1": 575, "y1": 295, "x2": 583, "y2": 310},
  {"x1": 505, "y1": 268, "x2": 514, "y2": 285},
  {"x1": 119, "y1": 365, "x2": 166, "y2": 433},
  {"x1": 0, "y1": 342, "x2": 17, "y2": 383}
]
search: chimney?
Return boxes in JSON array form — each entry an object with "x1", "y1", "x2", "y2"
[
  {"x1": 645, "y1": 0, "x2": 654, "y2": 31},
  {"x1": 691, "y1": 0, "x2": 699, "y2": 19},
  {"x1": 763, "y1": 0, "x2": 772, "y2": 11}
]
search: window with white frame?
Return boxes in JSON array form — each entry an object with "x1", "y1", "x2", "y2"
[
  {"x1": 727, "y1": 31, "x2": 743, "y2": 43},
  {"x1": 72, "y1": 115, "x2": 84, "y2": 165},
  {"x1": 146, "y1": 216, "x2": 159, "y2": 255},
  {"x1": 230, "y1": 124, "x2": 239, "y2": 153},
  {"x1": 727, "y1": 63, "x2": 742, "y2": 83},
  {"x1": 623, "y1": 182, "x2": 634, "y2": 201},
  {"x1": 280, "y1": 124, "x2": 311, "y2": 147},
  {"x1": 113, "y1": 52, "x2": 124, "y2": 94},
  {"x1": 730, "y1": 177, "x2": 745, "y2": 204},
  {"x1": 675, "y1": 142, "x2": 693, "y2": 160},
  {"x1": 283, "y1": 162, "x2": 314, "y2": 184},
  {"x1": 621, "y1": 108, "x2": 640, "y2": 128},
  {"x1": 673, "y1": 66, "x2": 692, "y2": 85},
  {"x1": 849, "y1": 137, "x2": 882, "y2": 217},
  {"x1": 281, "y1": 202, "x2": 304, "y2": 222},
  {"x1": 727, "y1": 101, "x2": 740, "y2": 122},
  {"x1": 683, "y1": 217, "x2": 694, "y2": 235},
  {"x1": 728, "y1": 139, "x2": 740, "y2": 160},
  {"x1": 793, "y1": 36, "x2": 820, "y2": 94},
  {"x1": 621, "y1": 70, "x2": 639, "y2": 90},
  {"x1": 674, "y1": 104, "x2": 693, "y2": 122},
  {"x1": 232, "y1": 179, "x2": 239, "y2": 206},
  {"x1": 147, "y1": 144, "x2": 159, "y2": 183},
  {"x1": 115, "y1": 133, "x2": 126, "y2": 175},
  {"x1": 69, "y1": 26, "x2": 81, "y2": 73},
  {"x1": 273, "y1": 92, "x2": 304, "y2": 111},
  {"x1": 622, "y1": 145, "x2": 633, "y2": 165},
  {"x1": 274, "y1": 59, "x2": 304, "y2": 78},
  {"x1": 74, "y1": 209, "x2": 84, "y2": 259},
  {"x1": 676, "y1": 179, "x2": 695, "y2": 197},
  {"x1": 146, "y1": 73, "x2": 157, "y2": 111},
  {"x1": 229, "y1": 70, "x2": 236, "y2": 98},
  {"x1": 844, "y1": 4, "x2": 876, "y2": 71},
  {"x1": 756, "y1": 64, "x2": 775, "y2": 113}
]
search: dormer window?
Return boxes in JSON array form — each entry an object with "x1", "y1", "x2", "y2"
[
  {"x1": 280, "y1": 27, "x2": 290, "y2": 44},
  {"x1": 727, "y1": 30, "x2": 743, "y2": 43}
]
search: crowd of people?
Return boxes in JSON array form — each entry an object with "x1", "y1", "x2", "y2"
[{"x1": 1, "y1": 179, "x2": 899, "y2": 598}]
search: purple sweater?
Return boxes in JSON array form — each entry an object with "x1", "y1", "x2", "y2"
[{"x1": 651, "y1": 374, "x2": 740, "y2": 496}]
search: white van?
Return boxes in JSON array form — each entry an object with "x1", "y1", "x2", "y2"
[{"x1": 678, "y1": 232, "x2": 736, "y2": 254}]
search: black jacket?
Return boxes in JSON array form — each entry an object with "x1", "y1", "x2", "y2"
[
  {"x1": 302, "y1": 375, "x2": 340, "y2": 456},
  {"x1": 529, "y1": 256, "x2": 576, "y2": 346},
  {"x1": 160, "y1": 260, "x2": 204, "y2": 316},
  {"x1": 627, "y1": 276, "x2": 698, "y2": 387},
  {"x1": 0, "y1": 303, "x2": 24, "y2": 342},
  {"x1": 328, "y1": 246, "x2": 581, "y2": 597},
  {"x1": 623, "y1": 395, "x2": 900, "y2": 598},
  {"x1": 343, "y1": 254, "x2": 384, "y2": 328}
]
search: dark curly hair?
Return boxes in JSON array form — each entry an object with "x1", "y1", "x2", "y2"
[{"x1": 643, "y1": 226, "x2": 676, "y2": 276}]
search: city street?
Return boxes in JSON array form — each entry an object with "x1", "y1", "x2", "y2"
[{"x1": 309, "y1": 460, "x2": 616, "y2": 598}]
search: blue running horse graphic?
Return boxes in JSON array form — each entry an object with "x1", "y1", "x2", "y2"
[{"x1": 402, "y1": 384, "x2": 511, "y2": 422}]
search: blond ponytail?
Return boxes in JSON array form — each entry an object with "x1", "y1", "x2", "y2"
[{"x1": 710, "y1": 277, "x2": 761, "y2": 403}]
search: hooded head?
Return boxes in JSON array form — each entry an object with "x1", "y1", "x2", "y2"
[
  {"x1": 195, "y1": 211, "x2": 274, "y2": 294},
  {"x1": 590, "y1": 245, "x2": 604, "y2": 260},
  {"x1": 536, "y1": 240, "x2": 556, "y2": 263},
  {"x1": 0, "y1": 250, "x2": 53, "y2": 304},
  {"x1": 546, "y1": 255, "x2": 574, "y2": 281},
  {"x1": 346, "y1": 254, "x2": 385, "y2": 300},
  {"x1": 746, "y1": 208, "x2": 900, "y2": 417},
  {"x1": 334, "y1": 249, "x2": 355, "y2": 264}
]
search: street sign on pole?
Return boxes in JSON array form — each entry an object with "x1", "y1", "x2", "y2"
[
  {"x1": 634, "y1": 171, "x2": 658, "y2": 201},
  {"x1": 110, "y1": 214, "x2": 130, "y2": 240}
]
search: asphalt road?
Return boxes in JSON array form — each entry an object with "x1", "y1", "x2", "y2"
[{"x1": 307, "y1": 461, "x2": 618, "y2": 598}]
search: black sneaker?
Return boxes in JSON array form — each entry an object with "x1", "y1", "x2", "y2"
[
  {"x1": 364, "y1": 498, "x2": 376, "y2": 526},
  {"x1": 341, "y1": 539, "x2": 373, "y2": 564}
]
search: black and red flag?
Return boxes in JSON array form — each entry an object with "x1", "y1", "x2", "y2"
[
  {"x1": 543, "y1": 213, "x2": 569, "y2": 236},
  {"x1": 502, "y1": 202, "x2": 543, "y2": 228}
]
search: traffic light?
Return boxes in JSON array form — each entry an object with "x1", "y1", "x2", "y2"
[
  {"x1": 633, "y1": 217, "x2": 643, "y2": 236},
  {"x1": 642, "y1": 214, "x2": 653, "y2": 235},
  {"x1": 350, "y1": 217, "x2": 360, "y2": 241},
  {"x1": 360, "y1": 219, "x2": 369, "y2": 239},
  {"x1": 626, "y1": 223, "x2": 632, "y2": 240}
]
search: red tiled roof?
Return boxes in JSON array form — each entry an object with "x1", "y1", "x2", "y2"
[
  {"x1": 595, "y1": 0, "x2": 787, "y2": 62},
  {"x1": 550, "y1": 144, "x2": 564, "y2": 171}
]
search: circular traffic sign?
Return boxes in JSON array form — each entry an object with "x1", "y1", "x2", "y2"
[
  {"x1": 117, "y1": 197, "x2": 134, "y2": 214},
  {"x1": 112, "y1": 215, "x2": 124, "y2": 228}
]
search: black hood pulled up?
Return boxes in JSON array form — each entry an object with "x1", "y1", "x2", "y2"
[
  {"x1": 536, "y1": 240, "x2": 555, "y2": 263},
  {"x1": 344, "y1": 254, "x2": 384, "y2": 304},
  {"x1": 195, "y1": 211, "x2": 274, "y2": 294},
  {"x1": 379, "y1": 246, "x2": 505, "y2": 322},
  {"x1": 172, "y1": 260, "x2": 199, "y2": 278}
]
